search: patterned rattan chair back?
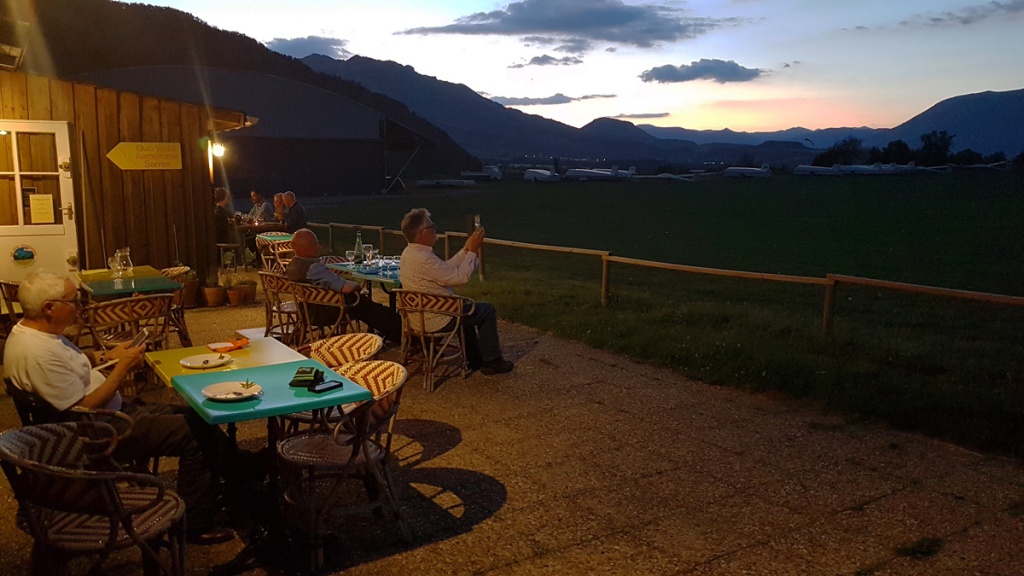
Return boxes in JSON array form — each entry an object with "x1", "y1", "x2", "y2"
[
  {"x1": 0, "y1": 279, "x2": 20, "y2": 327},
  {"x1": 292, "y1": 282, "x2": 357, "y2": 345},
  {"x1": 258, "y1": 272, "x2": 300, "y2": 346},
  {"x1": 159, "y1": 266, "x2": 192, "y2": 346},
  {"x1": 310, "y1": 333, "x2": 384, "y2": 369},
  {"x1": 394, "y1": 289, "x2": 475, "y2": 391},
  {"x1": 84, "y1": 293, "x2": 173, "y2": 351}
]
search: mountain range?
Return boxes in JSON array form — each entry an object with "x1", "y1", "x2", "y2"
[
  {"x1": 12, "y1": 0, "x2": 1024, "y2": 174},
  {"x1": 304, "y1": 53, "x2": 1024, "y2": 166}
]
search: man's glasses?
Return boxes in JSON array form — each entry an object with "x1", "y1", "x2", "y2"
[{"x1": 47, "y1": 298, "x2": 81, "y2": 309}]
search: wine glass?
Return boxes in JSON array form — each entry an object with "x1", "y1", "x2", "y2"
[
  {"x1": 107, "y1": 256, "x2": 123, "y2": 279},
  {"x1": 362, "y1": 244, "x2": 374, "y2": 263},
  {"x1": 345, "y1": 250, "x2": 356, "y2": 262}
]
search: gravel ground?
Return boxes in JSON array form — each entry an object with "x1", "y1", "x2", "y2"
[{"x1": 2, "y1": 289, "x2": 1023, "y2": 575}]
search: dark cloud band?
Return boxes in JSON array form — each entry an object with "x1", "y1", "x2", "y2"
[{"x1": 640, "y1": 58, "x2": 762, "y2": 84}]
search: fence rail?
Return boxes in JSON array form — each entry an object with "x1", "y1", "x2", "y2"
[{"x1": 313, "y1": 221, "x2": 1024, "y2": 334}]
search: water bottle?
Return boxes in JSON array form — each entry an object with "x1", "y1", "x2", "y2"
[{"x1": 353, "y1": 231, "x2": 364, "y2": 264}]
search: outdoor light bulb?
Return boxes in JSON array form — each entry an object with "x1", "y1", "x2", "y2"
[{"x1": 211, "y1": 143, "x2": 226, "y2": 157}]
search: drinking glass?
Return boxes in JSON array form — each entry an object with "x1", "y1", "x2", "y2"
[
  {"x1": 107, "y1": 256, "x2": 123, "y2": 279},
  {"x1": 362, "y1": 244, "x2": 374, "y2": 263},
  {"x1": 345, "y1": 250, "x2": 356, "y2": 262}
]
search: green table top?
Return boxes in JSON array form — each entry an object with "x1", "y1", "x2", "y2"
[
  {"x1": 145, "y1": 337, "x2": 306, "y2": 387},
  {"x1": 171, "y1": 359, "x2": 371, "y2": 425},
  {"x1": 79, "y1": 265, "x2": 164, "y2": 282},
  {"x1": 256, "y1": 232, "x2": 292, "y2": 243}
]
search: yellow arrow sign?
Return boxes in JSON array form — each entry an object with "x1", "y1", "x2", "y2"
[{"x1": 106, "y1": 142, "x2": 182, "y2": 170}]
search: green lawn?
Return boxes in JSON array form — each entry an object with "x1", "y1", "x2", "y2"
[{"x1": 309, "y1": 172, "x2": 1024, "y2": 454}]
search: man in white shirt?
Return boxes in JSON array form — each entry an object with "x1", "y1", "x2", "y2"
[
  {"x1": 399, "y1": 208, "x2": 513, "y2": 375},
  {"x1": 3, "y1": 270, "x2": 235, "y2": 545}
]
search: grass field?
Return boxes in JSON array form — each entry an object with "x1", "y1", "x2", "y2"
[{"x1": 307, "y1": 171, "x2": 1024, "y2": 454}]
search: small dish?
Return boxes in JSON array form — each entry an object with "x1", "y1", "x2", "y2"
[
  {"x1": 201, "y1": 381, "x2": 262, "y2": 402},
  {"x1": 180, "y1": 353, "x2": 232, "y2": 369}
]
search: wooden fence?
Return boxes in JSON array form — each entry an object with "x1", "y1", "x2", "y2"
[{"x1": 311, "y1": 221, "x2": 1024, "y2": 333}]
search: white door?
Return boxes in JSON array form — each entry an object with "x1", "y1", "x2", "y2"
[{"x1": 0, "y1": 120, "x2": 77, "y2": 283}]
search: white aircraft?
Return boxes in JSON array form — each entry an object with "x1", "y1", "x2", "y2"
[
  {"x1": 523, "y1": 168, "x2": 561, "y2": 182},
  {"x1": 723, "y1": 164, "x2": 771, "y2": 178},
  {"x1": 633, "y1": 172, "x2": 699, "y2": 182},
  {"x1": 460, "y1": 165, "x2": 503, "y2": 180},
  {"x1": 793, "y1": 164, "x2": 842, "y2": 176},
  {"x1": 563, "y1": 165, "x2": 636, "y2": 181}
]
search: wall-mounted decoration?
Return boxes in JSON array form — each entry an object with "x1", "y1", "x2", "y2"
[{"x1": 11, "y1": 244, "x2": 36, "y2": 267}]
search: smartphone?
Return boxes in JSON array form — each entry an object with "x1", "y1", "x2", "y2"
[
  {"x1": 128, "y1": 327, "x2": 150, "y2": 348},
  {"x1": 474, "y1": 214, "x2": 481, "y2": 229},
  {"x1": 310, "y1": 380, "x2": 344, "y2": 394}
]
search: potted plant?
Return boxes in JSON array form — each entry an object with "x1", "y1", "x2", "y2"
[
  {"x1": 219, "y1": 269, "x2": 245, "y2": 306},
  {"x1": 236, "y1": 278, "x2": 258, "y2": 303},
  {"x1": 181, "y1": 269, "x2": 200, "y2": 308},
  {"x1": 202, "y1": 278, "x2": 227, "y2": 307}
]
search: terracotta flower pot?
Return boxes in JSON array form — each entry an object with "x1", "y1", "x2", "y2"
[
  {"x1": 239, "y1": 283, "x2": 257, "y2": 303},
  {"x1": 227, "y1": 287, "x2": 245, "y2": 307},
  {"x1": 182, "y1": 278, "x2": 200, "y2": 308},
  {"x1": 202, "y1": 286, "x2": 227, "y2": 307}
]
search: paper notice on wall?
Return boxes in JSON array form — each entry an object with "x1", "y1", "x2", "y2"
[{"x1": 29, "y1": 194, "x2": 55, "y2": 224}]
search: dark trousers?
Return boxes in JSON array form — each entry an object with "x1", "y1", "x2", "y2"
[
  {"x1": 309, "y1": 292, "x2": 403, "y2": 344},
  {"x1": 114, "y1": 402, "x2": 228, "y2": 533},
  {"x1": 462, "y1": 301, "x2": 501, "y2": 365}
]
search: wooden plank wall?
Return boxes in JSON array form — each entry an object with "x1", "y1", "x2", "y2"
[{"x1": 0, "y1": 70, "x2": 220, "y2": 280}]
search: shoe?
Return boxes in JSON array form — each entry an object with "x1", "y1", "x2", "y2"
[
  {"x1": 480, "y1": 357, "x2": 514, "y2": 375},
  {"x1": 467, "y1": 359, "x2": 482, "y2": 371},
  {"x1": 187, "y1": 526, "x2": 236, "y2": 546}
]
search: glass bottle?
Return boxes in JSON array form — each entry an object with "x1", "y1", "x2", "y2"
[
  {"x1": 353, "y1": 230, "x2": 364, "y2": 264},
  {"x1": 115, "y1": 247, "x2": 134, "y2": 276}
]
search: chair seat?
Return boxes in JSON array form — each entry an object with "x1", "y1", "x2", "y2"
[
  {"x1": 46, "y1": 487, "x2": 185, "y2": 553},
  {"x1": 277, "y1": 433, "x2": 381, "y2": 468}
]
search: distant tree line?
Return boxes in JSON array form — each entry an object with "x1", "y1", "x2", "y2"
[{"x1": 813, "y1": 130, "x2": 1024, "y2": 170}]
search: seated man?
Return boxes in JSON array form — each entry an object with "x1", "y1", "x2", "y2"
[
  {"x1": 399, "y1": 208, "x2": 514, "y2": 375},
  {"x1": 247, "y1": 189, "x2": 273, "y2": 223},
  {"x1": 284, "y1": 228, "x2": 402, "y2": 343},
  {"x1": 2, "y1": 270, "x2": 235, "y2": 545},
  {"x1": 282, "y1": 191, "x2": 307, "y2": 233}
]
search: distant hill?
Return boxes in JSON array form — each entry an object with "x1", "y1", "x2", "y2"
[{"x1": 11, "y1": 0, "x2": 478, "y2": 175}]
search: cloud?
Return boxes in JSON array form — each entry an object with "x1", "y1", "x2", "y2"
[
  {"x1": 490, "y1": 93, "x2": 616, "y2": 106},
  {"x1": 901, "y1": 0, "x2": 1024, "y2": 26},
  {"x1": 613, "y1": 112, "x2": 670, "y2": 119},
  {"x1": 265, "y1": 36, "x2": 352, "y2": 59},
  {"x1": 399, "y1": 0, "x2": 731, "y2": 49},
  {"x1": 509, "y1": 54, "x2": 584, "y2": 68},
  {"x1": 640, "y1": 58, "x2": 763, "y2": 84},
  {"x1": 522, "y1": 35, "x2": 593, "y2": 54}
]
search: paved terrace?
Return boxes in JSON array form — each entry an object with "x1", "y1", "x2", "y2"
[{"x1": 1, "y1": 301, "x2": 1023, "y2": 575}]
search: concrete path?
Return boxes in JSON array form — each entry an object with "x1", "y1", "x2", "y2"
[{"x1": 1, "y1": 303, "x2": 1023, "y2": 575}]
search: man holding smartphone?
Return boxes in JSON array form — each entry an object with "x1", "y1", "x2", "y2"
[
  {"x1": 399, "y1": 208, "x2": 514, "y2": 375},
  {"x1": 3, "y1": 270, "x2": 235, "y2": 545}
]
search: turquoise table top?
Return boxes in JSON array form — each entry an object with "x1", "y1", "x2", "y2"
[
  {"x1": 326, "y1": 262, "x2": 401, "y2": 287},
  {"x1": 171, "y1": 359, "x2": 371, "y2": 425},
  {"x1": 81, "y1": 274, "x2": 181, "y2": 296}
]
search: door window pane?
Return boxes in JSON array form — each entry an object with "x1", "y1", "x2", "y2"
[
  {"x1": 17, "y1": 132, "x2": 57, "y2": 172},
  {"x1": 0, "y1": 131, "x2": 12, "y2": 172},
  {"x1": 22, "y1": 176, "x2": 60, "y2": 225},
  {"x1": 0, "y1": 176, "x2": 16, "y2": 226}
]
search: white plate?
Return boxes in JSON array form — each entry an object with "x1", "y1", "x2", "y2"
[
  {"x1": 180, "y1": 353, "x2": 233, "y2": 369},
  {"x1": 201, "y1": 381, "x2": 263, "y2": 402}
]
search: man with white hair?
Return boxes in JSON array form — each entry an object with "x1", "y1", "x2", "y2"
[
  {"x1": 282, "y1": 190, "x2": 307, "y2": 233},
  {"x1": 2, "y1": 270, "x2": 235, "y2": 545}
]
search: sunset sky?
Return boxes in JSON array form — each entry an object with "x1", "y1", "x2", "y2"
[{"x1": 138, "y1": 0, "x2": 1024, "y2": 132}]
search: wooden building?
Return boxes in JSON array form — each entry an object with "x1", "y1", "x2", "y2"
[{"x1": 0, "y1": 69, "x2": 248, "y2": 282}]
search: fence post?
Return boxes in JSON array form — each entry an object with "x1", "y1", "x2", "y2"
[
  {"x1": 444, "y1": 234, "x2": 450, "y2": 259},
  {"x1": 601, "y1": 254, "x2": 610, "y2": 306},
  {"x1": 378, "y1": 228, "x2": 385, "y2": 255},
  {"x1": 822, "y1": 276, "x2": 836, "y2": 334},
  {"x1": 478, "y1": 242, "x2": 485, "y2": 281}
]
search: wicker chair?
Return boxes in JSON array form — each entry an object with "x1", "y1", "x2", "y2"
[
  {"x1": 281, "y1": 333, "x2": 385, "y2": 435},
  {"x1": 292, "y1": 282, "x2": 359, "y2": 347},
  {"x1": 394, "y1": 289, "x2": 475, "y2": 391},
  {"x1": 0, "y1": 279, "x2": 20, "y2": 339},
  {"x1": 0, "y1": 422, "x2": 186, "y2": 576},
  {"x1": 258, "y1": 272, "x2": 300, "y2": 347},
  {"x1": 82, "y1": 293, "x2": 173, "y2": 396},
  {"x1": 160, "y1": 266, "x2": 193, "y2": 347},
  {"x1": 276, "y1": 360, "x2": 411, "y2": 572},
  {"x1": 256, "y1": 232, "x2": 291, "y2": 272}
]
